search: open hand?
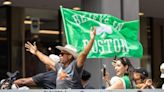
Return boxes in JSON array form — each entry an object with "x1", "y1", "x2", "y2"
[
  {"x1": 145, "y1": 79, "x2": 153, "y2": 86},
  {"x1": 25, "y1": 41, "x2": 37, "y2": 55},
  {"x1": 90, "y1": 27, "x2": 96, "y2": 39}
]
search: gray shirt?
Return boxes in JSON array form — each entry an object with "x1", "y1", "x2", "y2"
[
  {"x1": 32, "y1": 70, "x2": 56, "y2": 89},
  {"x1": 55, "y1": 60, "x2": 83, "y2": 89}
]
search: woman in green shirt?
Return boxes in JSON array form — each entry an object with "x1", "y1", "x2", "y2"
[{"x1": 104, "y1": 57, "x2": 134, "y2": 89}]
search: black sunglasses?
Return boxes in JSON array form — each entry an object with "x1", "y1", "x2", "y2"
[
  {"x1": 60, "y1": 52, "x2": 70, "y2": 56},
  {"x1": 119, "y1": 57, "x2": 131, "y2": 66},
  {"x1": 112, "y1": 56, "x2": 129, "y2": 65}
]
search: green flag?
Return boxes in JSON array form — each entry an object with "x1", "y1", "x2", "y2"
[{"x1": 60, "y1": 7, "x2": 143, "y2": 58}]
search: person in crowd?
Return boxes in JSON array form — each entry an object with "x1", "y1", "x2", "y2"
[
  {"x1": 14, "y1": 54, "x2": 60, "y2": 89},
  {"x1": 81, "y1": 70, "x2": 94, "y2": 89},
  {"x1": 103, "y1": 57, "x2": 134, "y2": 89},
  {"x1": 133, "y1": 67, "x2": 155, "y2": 89},
  {"x1": 24, "y1": 27, "x2": 96, "y2": 89},
  {"x1": 160, "y1": 63, "x2": 164, "y2": 89}
]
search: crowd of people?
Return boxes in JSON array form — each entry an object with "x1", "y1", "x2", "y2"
[
  {"x1": 103, "y1": 58, "x2": 154, "y2": 89},
  {"x1": 13, "y1": 27, "x2": 157, "y2": 89}
]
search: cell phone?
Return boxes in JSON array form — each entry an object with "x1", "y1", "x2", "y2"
[{"x1": 103, "y1": 64, "x2": 106, "y2": 76}]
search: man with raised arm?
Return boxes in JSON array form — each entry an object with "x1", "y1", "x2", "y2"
[
  {"x1": 14, "y1": 54, "x2": 60, "y2": 89},
  {"x1": 25, "y1": 28, "x2": 96, "y2": 89}
]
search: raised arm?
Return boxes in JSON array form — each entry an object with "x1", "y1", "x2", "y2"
[
  {"x1": 76, "y1": 27, "x2": 96, "y2": 68},
  {"x1": 25, "y1": 42, "x2": 56, "y2": 70}
]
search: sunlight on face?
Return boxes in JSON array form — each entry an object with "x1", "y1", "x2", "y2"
[
  {"x1": 59, "y1": 51, "x2": 70, "y2": 64},
  {"x1": 114, "y1": 60, "x2": 127, "y2": 76}
]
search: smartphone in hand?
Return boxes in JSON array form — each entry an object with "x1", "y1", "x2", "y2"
[{"x1": 103, "y1": 64, "x2": 106, "y2": 76}]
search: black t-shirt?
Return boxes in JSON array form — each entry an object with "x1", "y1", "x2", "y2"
[{"x1": 32, "y1": 70, "x2": 56, "y2": 89}]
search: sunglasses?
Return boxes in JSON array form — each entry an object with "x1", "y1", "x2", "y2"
[
  {"x1": 60, "y1": 52, "x2": 70, "y2": 56},
  {"x1": 119, "y1": 57, "x2": 132, "y2": 66},
  {"x1": 111, "y1": 56, "x2": 129, "y2": 66},
  {"x1": 120, "y1": 57, "x2": 127, "y2": 62}
]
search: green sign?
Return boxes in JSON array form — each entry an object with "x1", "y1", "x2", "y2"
[{"x1": 60, "y1": 7, "x2": 143, "y2": 58}]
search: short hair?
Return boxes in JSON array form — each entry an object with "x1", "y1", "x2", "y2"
[{"x1": 81, "y1": 70, "x2": 91, "y2": 81}]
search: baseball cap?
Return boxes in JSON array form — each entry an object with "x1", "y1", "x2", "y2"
[
  {"x1": 48, "y1": 54, "x2": 60, "y2": 63},
  {"x1": 134, "y1": 67, "x2": 148, "y2": 78}
]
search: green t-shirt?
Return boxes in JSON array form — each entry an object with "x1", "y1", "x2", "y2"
[{"x1": 121, "y1": 75, "x2": 131, "y2": 89}]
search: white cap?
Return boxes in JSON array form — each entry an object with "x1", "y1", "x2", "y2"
[
  {"x1": 160, "y1": 63, "x2": 164, "y2": 78},
  {"x1": 49, "y1": 54, "x2": 60, "y2": 63}
]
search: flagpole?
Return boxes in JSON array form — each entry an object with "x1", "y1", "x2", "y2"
[{"x1": 60, "y1": 6, "x2": 69, "y2": 44}]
